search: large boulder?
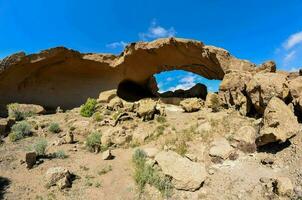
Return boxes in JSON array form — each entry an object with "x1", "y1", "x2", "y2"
[
  {"x1": 8, "y1": 103, "x2": 45, "y2": 117},
  {"x1": 98, "y1": 89, "x2": 117, "y2": 103},
  {"x1": 232, "y1": 126, "x2": 257, "y2": 153},
  {"x1": 209, "y1": 137, "x2": 233, "y2": 159},
  {"x1": 45, "y1": 167, "x2": 72, "y2": 189},
  {"x1": 246, "y1": 73, "x2": 289, "y2": 114},
  {"x1": 136, "y1": 99, "x2": 157, "y2": 121},
  {"x1": 180, "y1": 98, "x2": 203, "y2": 112},
  {"x1": 0, "y1": 118, "x2": 15, "y2": 137},
  {"x1": 255, "y1": 61, "x2": 276, "y2": 73},
  {"x1": 287, "y1": 76, "x2": 302, "y2": 113},
  {"x1": 155, "y1": 150, "x2": 207, "y2": 191},
  {"x1": 219, "y1": 71, "x2": 253, "y2": 115},
  {"x1": 256, "y1": 97, "x2": 300, "y2": 146}
]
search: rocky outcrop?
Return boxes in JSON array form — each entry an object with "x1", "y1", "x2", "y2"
[
  {"x1": 180, "y1": 98, "x2": 203, "y2": 112},
  {"x1": 0, "y1": 38, "x2": 256, "y2": 109},
  {"x1": 256, "y1": 97, "x2": 300, "y2": 146},
  {"x1": 155, "y1": 150, "x2": 207, "y2": 191},
  {"x1": 160, "y1": 83, "x2": 207, "y2": 99}
]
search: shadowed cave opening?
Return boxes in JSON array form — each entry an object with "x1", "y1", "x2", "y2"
[{"x1": 117, "y1": 70, "x2": 221, "y2": 102}]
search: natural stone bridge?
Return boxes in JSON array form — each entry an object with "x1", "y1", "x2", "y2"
[{"x1": 0, "y1": 37, "x2": 256, "y2": 109}]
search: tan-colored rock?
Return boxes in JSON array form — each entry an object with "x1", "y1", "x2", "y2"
[
  {"x1": 0, "y1": 38, "x2": 256, "y2": 110},
  {"x1": 257, "y1": 97, "x2": 300, "y2": 146},
  {"x1": 45, "y1": 167, "x2": 72, "y2": 189},
  {"x1": 287, "y1": 76, "x2": 302, "y2": 111},
  {"x1": 180, "y1": 98, "x2": 203, "y2": 112},
  {"x1": 8, "y1": 103, "x2": 45, "y2": 116},
  {"x1": 0, "y1": 118, "x2": 15, "y2": 137},
  {"x1": 101, "y1": 128, "x2": 132, "y2": 146},
  {"x1": 233, "y1": 126, "x2": 257, "y2": 153},
  {"x1": 136, "y1": 99, "x2": 157, "y2": 121},
  {"x1": 255, "y1": 61, "x2": 276, "y2": 73},
  {"x1": 274, "y1": 177, "x2": 293, "y2": 197},
  {"x1": 102, "y1": 149, "x2": 112, "y2": 160},
  {"x1": 65, "y1": 131, "x2": 74, "y2": 144},
  {"x1": 155, "y1": 150, "x2": 207, "y2": 191},
  {"x1": 143, "y1": 148, "x2": 159, "y2": 158},
  {"x1": 246, "y1": 73, "x2": 288, "y2": 114},
  {"x1": 98, "y1": 89, "x2": 117, "y2": 103},
  {"x1": 107, "y1": 97, "x2": 123, "y2": 111},
  {"x1": 209, "y1": 137, "x2": 233, "y2": 159},
  {"x1": 205, "y1": 93, "x2": 221, "y2": 111}
]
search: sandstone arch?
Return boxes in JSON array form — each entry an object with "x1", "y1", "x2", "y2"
[{"x1": 0, "y1": 37, "x2": 256, "y2": 109}]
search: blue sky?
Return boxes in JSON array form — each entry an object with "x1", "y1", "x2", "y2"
[{"x1": 1, "y1": 0, "x2": 302, "y2": 92}]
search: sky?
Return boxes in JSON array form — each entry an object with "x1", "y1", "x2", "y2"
[{"x1": 1, "y1": 0, "x2": 302, "y2": 92}]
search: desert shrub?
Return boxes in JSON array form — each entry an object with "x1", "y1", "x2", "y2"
[
  {"x1": 48, "y1": 122, "x2": 61, "y2": 133},
  {"x1": 9, "y1": 121, "x2": 32, "y2": 142},
  {"x1": 93, "y1": 112, "x2": 104, "y2": 122},
  {"x1": 210, "y1": 95, "x2": 220, "y2": 112},
  {"x1": 54, "y1": 150, "x2": 67, "y2": 159},
  {"x1": 156, "y1": 116, "x2": 167, "y2": 124},
  {"x1": 98, "y1": 165, "x2": 112, "y2": 175},
  {"x1": 33, "y1": 138, "x2": 48, "y2": 156},
  {"x1": 86, "y1": 131, "x2": 102, "y2": 152},
  {"x1": 175, "y1": 140, "x2": 188, "y2": 156},
  {"x1": 80, "y1": 98, "x2": 97, "y2": 117},
  {"x1": 132, "y1": 149, "x2": 173, "y2": 197},
  {"x1": 7, "y1": 103, "x2": 34, "y2": 121}
]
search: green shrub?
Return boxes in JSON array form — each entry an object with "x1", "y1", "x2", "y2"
[
  {"x1": 9, "y1": 121, "x2": 32, "y2": 142},
  {"x1": 86, "y1": 131, "x2": 102, "y2": 152},
  {"x1": 33, "y1": 138, "x2": 48, "y2": 156},
  {"x1": 93, "y1": 112, "x2": 104, "y2": 122},
  {"x1": 7, "y1": 103, "x2": 34, "y2": 121},
  {"x1": 48, "y1": 122, "x2": 61, "y2": 133},
  {"x1": 54, "y1": 150, "x2": 67, "y2": 159},
  {"x1": 132, "y1": 149, "x2": 173, "y2": 197},
  {"x1": 80, "y1": 98, "x2": 97, "y2": 117},
  {"x1": 156, "y1": 116, "x2": 167, "y2": 124}
]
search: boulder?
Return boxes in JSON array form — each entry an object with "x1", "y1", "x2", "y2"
[
  {"x1": 209, "y1": 137, "x2": 233, "y2": 159},
  {"x1": 98, "y1": 89, "x2": 117, "y2": 103},
  {"x1": 143, "y1": 147, "x2": 159, "y2": 158},
  {"x1": 136, "y1": 99, "x2": 157, "y2": 121},
  {"x1": 287, "y1": 76, "x2": 302, "y2": 112},
  {"x1": 255, "y1": 61, "x2": 276, "y2": 73},
  {"x1": 107, "y1": 97, "x2": 123, "y2": 111},
  {"x1": 102, "y1": 149, "x2": 112, "y2": 160},
  {"x1": 155, "y1": 150, "x2": 207, "y2": 191},
  {"x1": 205, "y1": 93, "x2": 221, "y2": 111},
  {"x1": 0, "y1": 118, "x2": 15, "y2": 137},
  {"x1": 8, "y1": 103, "x2": 45, "y2": 116},
  {"x1": 101, "y1": 127, "x2": 132, "y2": 146},
  {"x1": 25, "y1": 151, "x2": 36, "y2": 169},
  {"x1": 65, "y1": 131, "x2": 74, "y2": 144},
  {"x1": 274, "y1": 177, "x2": 293, "y2": 197},
  {"x1": 219, "y1": 71, "x2": 253, "y2": 115},
  {"x1": 45, "y1": 167, "x2": 72, "y2": 189},
  {"x1": 257, "y1": 97, "x2": 300, "y2": 146},
  {"x1": 246, "y1": 73, "x2": 288, "y2": 114},
  {"x1": 233, "y1": 126, "x2": 257, "y2": 153},
  {"x1": 180, "y1": 98, "x2": 203, "y2": 112}
]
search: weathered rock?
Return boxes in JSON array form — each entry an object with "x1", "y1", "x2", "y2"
[
  {"x1": 219, "y1": 71, "x2": 253, "y2": 115},
  {"x1": 8, "y1": 103, "x2": 45, "y2": 116},
  {"x1": 257, "y1": 97, "x2": 300, "y2": 146},
  {"x1": 0, "y1": 118, "x2": 15, "y2": 137},
  {"x1": 45, "y1": 167, "x2": 72, "y2": 189},
  {"x1": 101, "y1": 127, "x2": 132, "y2": 146},
  {"x1": 185, "y1": 83, "x2": 207, "y2": 99},
  {"x1": 209, "y1": 137, "x2": 233, "y2": 159},
  {"x1": 0, "y1": 38, "x2": 256, "y2": 109},
  {"x1": 287, "y1": 76, "x2": 302, "y2": 112},
  {"x1": 107, "y1": 97, "x2": 123, "y2": 111},
  {"x1": 233, "y1": 126, "x2": 257, "y2": 153},
  {"x1": 98, "y1": 89, "x2": 117, "y2": 103},
  {"x1": 65, "y1": 131, "x2": 74, "y2": 144},
  {"x1": 25, "y1": 151, "x2": 36, "y2": 169},
  {"x1": 246, "y1": 73, "x2": 288, "y2": 114},
  {"x1": 136, "y1": 99, "x2": 157, "y2": 121},
  {"x1": 102, "y1": 149, "x2": 112, "y2": 160},
  {"x1": 180, "y1": 98, "x2": 203, "y2": 112},
  {"x1": 155, "y1": 150, "x2": 207, "y2": 191},
  {"x1": 205, "y1": 93, "x2": 221, "y2": 111},
  {"x1": 256, "y1": 61, "x2": 276, "y2": 73},
  {"x1": 274, "y1": 177, "x2": 293, "y2": 197},
  {"x1": 143, "y1": 148, "x2": 159, "y2": 158}
]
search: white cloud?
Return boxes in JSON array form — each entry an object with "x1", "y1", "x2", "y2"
[
  {"x1": 106, "y1": 41, "x2": 127, "y2": 49},
  {"x1": 289, "y1": 67, "x2": 300, "y2": 72},
  {"x1": 168, "y1": 74, "x2": 197, "y2": 91},
  {"x1": 283, "y1": 31, "x2": 302, "y2": 50},
  {"x1": 139, "y1": 19, "x2": 176, "y2": 41},
  {"x1": 283, "y1": 50, "x2": 296, "y2": 63},
  {"x1": 166, "y1": 77, "x2": 173, "y2": 82}
]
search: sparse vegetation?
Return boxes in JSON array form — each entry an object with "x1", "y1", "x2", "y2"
[
  {"x1": 54, "y1": 150, "x2": 67, "y2": 159},
  {"x1": 98, "y1": 165, "x2": 112, "y2": 175},
  {"x1": 156, "y1": 116, "x2": 167, "y2": 124},
  {"x1": 48, "y1": 122, "x2": 61, "y2": 133},
  {"x1": 93, "y1": 112, "x2": 104, "y2": 122},
  {"x1": 132, "y1": 149, "x2": 173, "y2": 197},
  {"x1": 33, "y1": 138, "x2": 48, "y2": 156},
  {"x1": 7, "y1": 103, "x2": 34, "y2": 121},
  {"x1": 86, "y1": 131, "x2": 102, "y2": 152},
  {"x1": 80, "y1": 98, "x2": 97, "y2": 117},
  {"x1": 9, "y1": 121, "x2": 32, "y2": 142}
]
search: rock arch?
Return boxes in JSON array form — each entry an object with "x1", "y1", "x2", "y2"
[{"x1": 0, "y1": 38, "x2": 256, "y2": 109}]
